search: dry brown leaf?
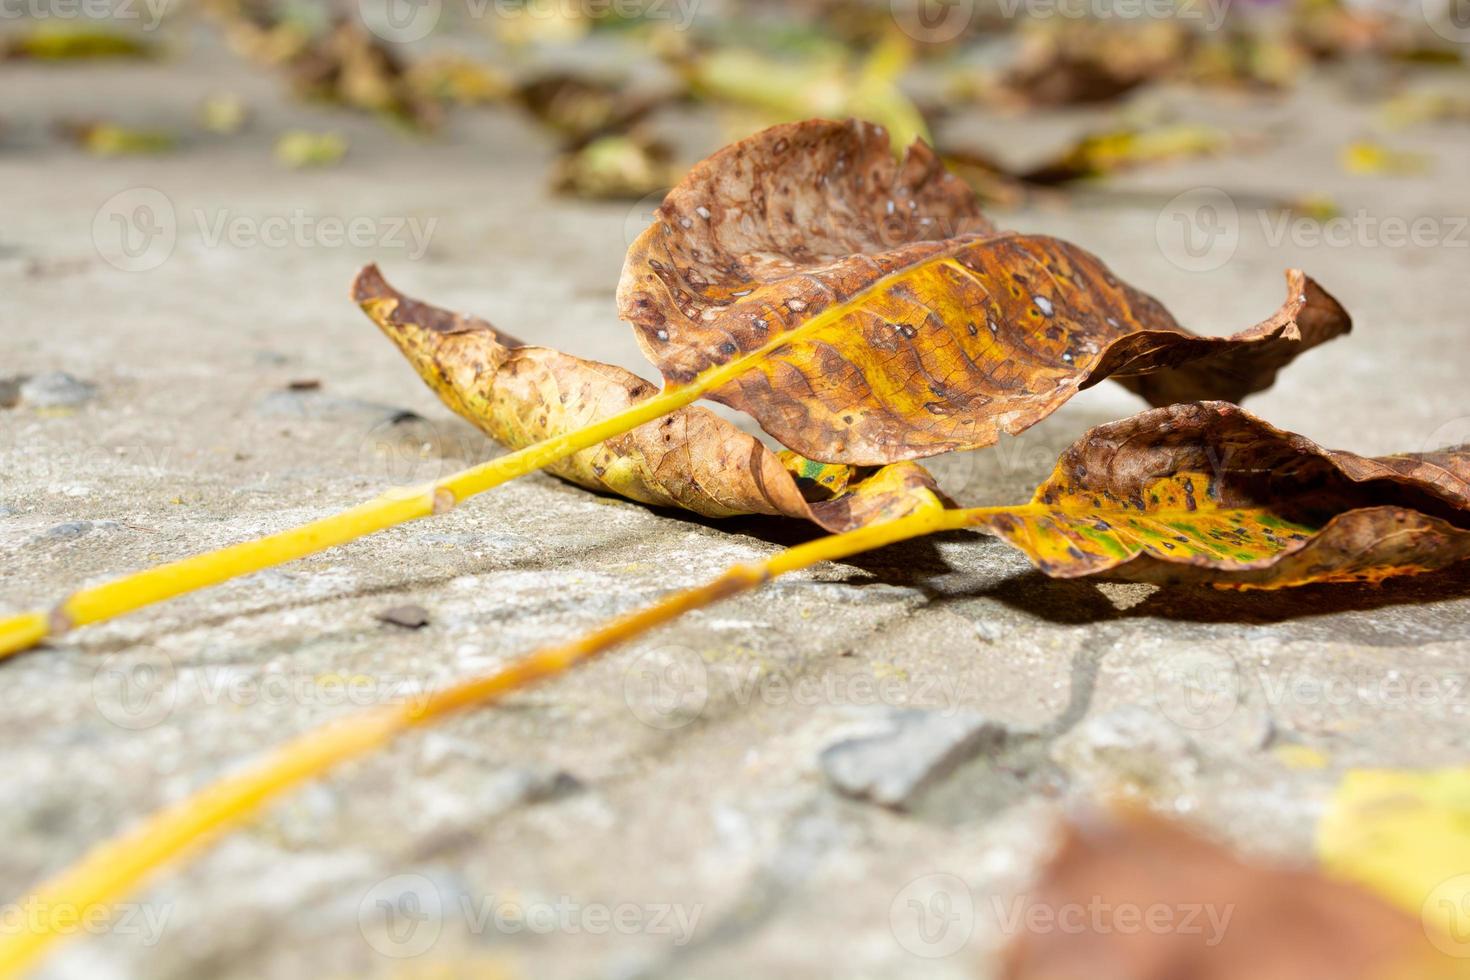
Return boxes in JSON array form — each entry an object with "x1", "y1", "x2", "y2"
[
  {"x1": 617, "y1": 119, "x2": 1350, "y2": 465},
  {"x1": 995, "y1": 21, "x2": 1196, "y2": 108},
  {"x1": 515, "y1": 73, "x2": 667, "y2": 149},
  {"x1": 971, "y1": 401, "x2": 1470, "y2": 588},
  {"x1": 1002, "y1": 811, "x2": 1466, "y2": 980},
  {"x1": 352, "y1": 265, "x2": 944, "y2": 532}
]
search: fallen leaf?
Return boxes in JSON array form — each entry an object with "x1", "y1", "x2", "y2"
[
  {"x1": 677, "y1": 34, "x2": 929, "y2": 153},
  {"x1": 2, "y1": 26, "x2": 156, "y2": 60},
  {"x1": 1380, "y1": 88, "x2": 1470, "y2": 128},
  {"x1": 353, "y1": 265, "x2": 945, "y2": 532},
  {"x1": 969, "y1": 401, "x2": 1470, "y2": 588},
  {"x1": 275, "y1": 130, "x2": 347, "y2": 168},
  {"x1": 199, "y1": 93, "x2": 250, "y2": 134},
  {"x1": 994, "y1": 21, "x2": 1195, "y2": 108},
  {"x1": 1020, "y1": 123, "x2": 1232, "y2": 185},
  {"x1": 207, "y1": 6, "x2": 440, "y2": 131},
  {"x1": 290, "y1": 20, "x2": 441, "y2": 130},
  {"x1": 60, "y1": 122, "x2": 176, "y2": 157},
  {"x1": 1317, "y1": 767, "x2": 1470, "y2": 959},
  {"x1": 618, "y1": 119, "x2": 1349, "y2": 465},
  {"x1": 515, "y1": 73, "x2": 666, "y2": 149},
  {"x1": 943, "y1": 123, "x2": 1239, "y2": 198},
  {"x1": 1341, "y1": 140, "x2": 1432, "y2": 176},
  {"x1": 1002, "y1": 810, "x2": 1465, "y2": 980},
  {"x1": 551, "y1": 133, "x2": 682, "y2": 200},
  {"x1": 406, "y1": 54, "x2": 512, "y2": 107}
]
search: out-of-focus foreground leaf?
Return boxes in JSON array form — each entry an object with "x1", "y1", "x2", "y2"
[
  {"x1": 1318, "y1": 767, "x2": 1470, "y2": 958},
  {"x1": 969, "y1": 402, "x2": 1470, "y2": 588},
  {"x1": 618, "y1": 119, "x2": 1350, "y2": 465},
  {"x1": 353, "y1": 265, "x2": 944, "y2": 532},
  {"x1": 1002, "y1": 811, "x2": 1467, "y2": 980}
]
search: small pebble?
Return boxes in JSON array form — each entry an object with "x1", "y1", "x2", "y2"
[
  {"x1": 377, "y1": 603, "x2": 431, "y2": 629},
  {"x1": 819, "y1": 708, "x2": 1005, "y2": 809},
  {"x1": 19, "y1": 372, "x2": 97, "y2": 408}
]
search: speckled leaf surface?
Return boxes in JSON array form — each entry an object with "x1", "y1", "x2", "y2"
[
  {"x1": 352, "y1": 265, "x2": 944, "y2": 532},
  {"x1": 971, "y1": 402, "x2": 1470, "y2": 588},
  {"x1": 617, "y1": 119, "x2": 1350, "y2": 464}
]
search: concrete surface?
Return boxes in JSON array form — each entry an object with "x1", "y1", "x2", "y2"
[{"x1": 2, "y1": 26, "x2": 1469, "y2": 980}]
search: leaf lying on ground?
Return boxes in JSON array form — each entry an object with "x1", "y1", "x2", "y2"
[
  {"x1": 1002, "y1": 810, "x2": 1465, "y2": 980},
  {"x1": 943, "y1": 123, "x2": 1241, "y2": 202},
  {"x1": 353, "y1": 265, "x2": 945, "y2": 532},
  {"x1": 515, "y1": 73, "x2": 669, "y2": 150},
  {"x1": 1340, "y1": 139, "x2": 1432, "y2": 176},
  {"x1": 989, "y1": 21, "x2": 1195, "y2": 108},
  {"x1": 968, "y1": 401, "x2": 1470, "y2": 588},
  {"x1": 675, "y1": 35, "x2": 929, "y2": 153},
  {"x1": 1019, "y1": 123, "x2": 1232, "y2": 186},
  {"x1": 206, "y1": 3, "x2": 439, "y2": 130},
  {"x1": 552, "y1": 133, "x2": 683, "y2": 200},
  {"x1": 275, "y1": 129, "x2": 347, "y2": 168},
  {"x1": 618, "y1": 119, "x2": 1350, "y2": 465},
  {"x1": 357, "y1": 262, "x2": 1456, "y2": 589},
  {"x1": 1, "y1": 26, "x2": 157, "y2": 60},
  {"x1": 59, "y1": 121, "x2": 177, "y2": 157},
  {"x1": 289, "y1": 20, "x2": 441, "y2": 130}
]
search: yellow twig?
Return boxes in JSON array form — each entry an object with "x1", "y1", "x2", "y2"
[{"x1": 0, "y1": 503, "x2": 954, "y2": 978}]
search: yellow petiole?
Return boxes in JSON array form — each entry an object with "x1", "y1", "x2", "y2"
[{"x1": 0, "y1": 502, "x2": 957, "y2": 978}]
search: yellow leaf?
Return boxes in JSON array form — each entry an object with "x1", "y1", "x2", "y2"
[{"x1": 1317, "y1": 768, "x2": 1470, "y2": 960}]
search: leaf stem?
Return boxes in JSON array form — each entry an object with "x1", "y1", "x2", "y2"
[{"x1": 0, "y1": 503, "x2": 948, "y2": 978}]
